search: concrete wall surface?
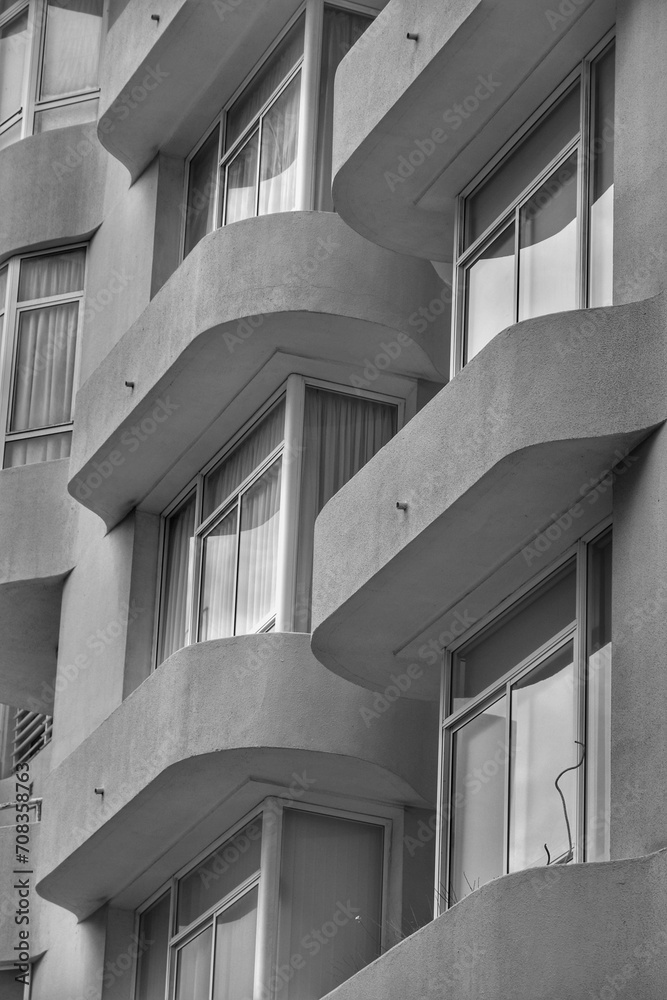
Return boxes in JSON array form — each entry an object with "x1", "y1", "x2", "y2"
[
  {"x1": 321, "y1": 848, "x2": 667, "y2": 1000},
  {"x1": 0, "y1": 460, "x2": 78, "y2": 711},
  {"x1": 311, "y1": 293, "x2": 666, "y2": 698},
  {"x1": 0, "y1": 124, "x2": 107, "y2": 260},
  {"x1": 67, "y1": 211, "x2": 445, "y2": 528},
  {"x1": 36, "y1": 632, "x2": 437, "y2": 919}
]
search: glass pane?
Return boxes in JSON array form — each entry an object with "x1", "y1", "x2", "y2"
[
  {"x1": 518, "y1": 150, "x2": 578, "y2": 321},
  {"x1": 509, "y1": 641, "x2": 577, "y2": 871},
  {"x1": 0, "y1": 117, "x2": 21, "y2": 151},
  {"x1": 258, "y1": 74, "x2": 300, "y2": 216},
  {"x1": 203, "y1": 399, "x2": 284, "y2": 519},
  {"x1": 466, "y1": 83, "x2": 580, "y2": 247},
  {"x1": 212, "y1": 885, "x2": 258, "y2": 1000},
  {"x1": 226, "y1": 13, "x2": 304, "y2": 149},
  {"x1": 33, "y1": 98, "x2": 98, "y2": 133},
  {"x1": 465, "y1": 223, "x2": 515, "y2": 362},
  {"x1": 235, "y1": 457, "x2": 282, "y2": 634},
  {"x1": 0, "y1": 266, "x2": 6, "y2": 307},
  {"x1": 40, "y1": 0, "x2": 103, "y2": 100},
  {"x1": 10, "y1": 301, "x2": 78, "y2": 431},
  {"x1": 184, "y1": 126, "x2": 220, "y2": 257},
  {"x1": 589, "y1": 44, "x2": 615, "y2": 308},
  {"x1": 295, "y1": 388, "x2": 397, "y2": 631},
  {"x1": 4, "y1": 430, "x2": 71, "y2": 467},
  {"x1": 135, "y1": 892, "x2": 170, "y2": 1000},
  {"x1": 586, "y1": 528, "x2": 612, "y2": 861},
  {"x1": 19, "y1": 249, "x2": 85, "y2": 300},
  {"x1": 314, "y1": 7, "x2": 372, "y2": 211},
  {"x1": 157, "y1": 492, "x2": 197, "y2": 665},
  {"x1": 177, "y1": 818, "x2": 262, "y2": 932},
  {"x1": 451, "y1": 561, "x2": 576, "y2": 712},
  {"x1": 224, "y1": 129, "x2": 259, "y2": 225},
  {"x1": 277, "y1": 810, "x2": 383, "y2": 999},
  {"x1": 0, "y1": 10, "x2": 28, "y2": 126},
  {"x1": 199, "y1": 506, "x2": 238, "y2": 642},
  {"x1": 175, "y1": 926, "x2": 213, "y2": 1000},
  {"x1": 449, "y1": 697, "x2": 507, "y2": 904}
]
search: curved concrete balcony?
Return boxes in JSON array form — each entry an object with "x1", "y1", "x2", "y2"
[
  {"x1": 0, "y1": 461, "x2": 78, "y2": 713},
  {"x1": 322, "y1": 848, "x2": 667, "y2": 1000},
  {"x1": 100, "y1": 0, "x2": 306, "y2": 179},
  {"x1": 36, "y1": 632, "x2": 437, "y2": 920},
  {"x1": 311, "y1": 295, "x2": 666, "y2": 699},
  {"x1": 331, "y1": 0, "x2": 614, "y2": 260},
  {"x1": 0, "y1": 124, "x2": 106, "y2": 261},
  {"x1": 67, "y1": 211, "x2": 445, "y2": 529}
]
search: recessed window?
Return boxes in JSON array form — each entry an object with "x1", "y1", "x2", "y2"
[
  {"x1": 135, "y1": 804, "x2": 387, "y2": 1000},
  {"x1": 183, "y1": 1, "x2": 373, "y2": 256},
  {"x1": 439, "y1": 525, "x2": 612, "y2": 908},
  {"x1": 0, "y1": 0, "x2": 103, "y2": 150},
  {"x1": 453, "y1": 37, "x2": 615, "y2": 370},
  {"x1": 0, "y1": 247, "x2": 85, "y2": 468},
  {"x1": 156, "y1": 378, "x2": 399, "y2": 666}
]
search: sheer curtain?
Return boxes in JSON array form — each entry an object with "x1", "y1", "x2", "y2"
[
  {"x1": 0, "y1": 9, "x2": 28, "y2": 126},
  {"x1": 315, "y1": 7, "x2": 372, "y2": 211},
  {"x1": 295, "y1": 389, "x2": 397, "y2": 630},
  {"x1": 157, "y1": 493, "x2": 197, "y2": 664},
  {"x1": 236, "y1": 458, "x2": 282, "y2": 633},
  {"x1": 40, "y1": 0, "x2": 103, "y2": 100},
  {"x1": 175, "y1": 927, "x2": 213, "y2": 1000},
  {"x1": 212, "y1": 887, "x2": 258, "y2": 1000},
  {"x1": 200, "y1": 508, "x2": 237, "y2": 642},
  {"x1": 258, "y1": 74, "x2": 300, "y2": 216},
  {"x1": 225, "y1": 134, "x2": 259, "y2": 225},
  {"x1": 277, "y1": 811, "x2": 383, "y2": 1000}
]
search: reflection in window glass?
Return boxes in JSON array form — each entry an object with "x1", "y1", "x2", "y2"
[
  {"x1": 157, "y1": 492, "x2": 197, "y2": 665},
  {"x1": 509, "y1": 642, "x2": 577, "y2": 871},
  {"x1": 586, "y1": 529, "x2": 612, "y2": 861},
  {"x1": 40, "y1": 0, "x2": 103, "y2": 100},
  {"x1": 136, "y1": 893, "x2": 171, "y2": 1000},
  {"x1": 184, "y1": 126, "x2": 220, "y2": 256},
  {"x1": 0, "y1": 11, "x2": 29, "y2": 126},
  {"x1": 465, "y1": 224, "x2": 515, "y2": 362},
  {"x1": 199, "y1": 507, "x2": 238, "y2": 642},
  {"x1": 589, "y1": 45, "x2": 615, "y2": 308},
  {"x1": 33, "y1": 97, "x2": 98, "y2": 133},
  {"x1": 236, "y1": 458, "x2": 282, "y2": 634},
  {"x1": 258, "y1": 74, "x2": 301, "y2": 216}
]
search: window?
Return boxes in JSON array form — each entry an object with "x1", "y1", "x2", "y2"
[
  {"x1": 182, "y1": 1, "x2": 373, "y2": 256},
  {"x1": 0, "y1": 702, "x2": 53, "y2": 778},
  {"x1": 0, "y1": 247, "x2": 85, "y2": 468},
  {"x1": 452, "y1": 37, "x2": 615, "y2": 371},
  {"x1": 0, "y1": 0, "x2": 103, "y2": 150},
  {"x1": 156, "y1": 377, "x2": 399, "y2": 665},
  {"x1": 135, "y1": 803, "x2": 387, "y2": 1000},
  {"x1": 438, "y1": 524, "x2": 612, "y2": 909}
]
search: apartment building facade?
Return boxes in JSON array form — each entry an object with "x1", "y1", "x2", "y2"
[{"x1": 0, "y1": 0, "x2": 666, "y2": 998}]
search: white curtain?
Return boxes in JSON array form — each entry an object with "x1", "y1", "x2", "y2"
[
  {"x1": 200, "y1": 507, "x2": 237, "y2": 642},
  {"x1": 277, "y1": 811, "x2": 383, "y2": 1000},
  {"x1": 18, "y1": 248, "x2": 85, "y2": 300},
  {"x1": 203, "y1": 399, "x2": 284, "y2": 519},
  {"x1": 212, "y1": 886, "x2": 258, "y2": 1000},
  {"x1": 258, "y1": 74, "x2": 301, "y2": 216},
  {"x1": 0, "y1": 9, "x2": 28, "y2": 126},
  {"x1": 175, "y1": 927, "x2": 213, "y2": 1000},
  {"x1": 40, "y1": 0, "x2": 103, "y2": 100},
  {"x1": 315, "y1": 8, "x2": 372, "y2": 211},
  {"x1": 236, "y1": 458, "x2": 282, "y2": 633},
  {"x1": 11, "y1": 301, "x2": 78, "y2": 431},
  {"x1": 158, "y1": 493, "x2": 197, "y2": 664},
  {"x1": 295, "y1": 389, "x2": 396, "y2": 630},
  {"x1": 225, "y1": 133, "x2": 259, "y2": 225}
]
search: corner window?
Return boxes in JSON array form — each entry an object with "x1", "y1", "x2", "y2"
[
  {"x1": 439, "y1": 524, "x2": 612, "y2": 909},
  {"x1": 0, "y1": 0, "x2": 103, "y2": 150},
  {"x1": 183, "y1": 0, "x2": 373, "y2": 256},
  {"x1": 0, "y1": 246, "x2": 85, "y2": 468},
  {"x1": 156, "y1": 378, "x2": 398, "y2": 665},
  {"x1": 453, "y1": 37, "x2": 615, "y2": 370},
  {"x1": 135, "y1": 804, "x2": 387, "y2": 1000}
]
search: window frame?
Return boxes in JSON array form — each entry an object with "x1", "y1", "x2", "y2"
[
  {"x1": 0, "y1": 0, "x2": 104, "y2": 148},
  {"x1": 450, "y1": 30, "x2": 615, "y2": 376},
  {"x1": 0, "y1": 243, "x2": 87, "y2": 468},
  {"x1": 154, "y1": 374, "x2": 404, "y2": 667},
  {"x1": 132, "y1": 797, "x2": 393, "y2": 1000},
  {"x1": 180, "y1": 0, "x2": 377, "y2": 257},
  {"x1": 435, "y1": 517, "x2": 612, "y2": 914}
]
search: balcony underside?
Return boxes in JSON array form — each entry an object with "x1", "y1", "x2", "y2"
[
  {"x1": 311, "y1": 295, "x2": 666, "y2": 699},
  {"x1": 331, "y1": 0, "x2": 615, "y2": 259},
  {"x1": 321, "y1": 848, "x2": 667, "y2": 1000},
  {"x1": 36, "y1": 633, "x2": 437, "y2": 919},
  {"x1": 68, "y1": 212, "x2": 445, "y2": 529}
]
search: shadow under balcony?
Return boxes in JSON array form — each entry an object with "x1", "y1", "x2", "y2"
[
  {"x1": 331, "y1": 0, "x2": 614, "y2": 259},
  {"x1": 36, "y1": 632, "x2": 437, "y2": 920},
  {"x1": 68, "y1": 211, "x2": 445, "y2": 529},
  {"x1": 311, "y1": 295, "x2": 666, "y2": 699}
]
